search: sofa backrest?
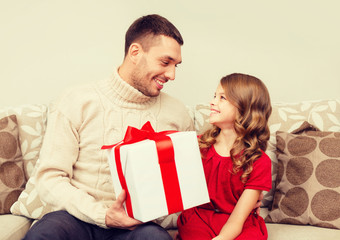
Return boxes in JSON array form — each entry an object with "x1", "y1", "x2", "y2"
[{"x1": 3, "y1": 99, "x2": 339, "y2": 209}]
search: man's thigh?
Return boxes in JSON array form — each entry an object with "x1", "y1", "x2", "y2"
[
  {"x1": 123, "y1": 222, "x2": 172, "y2": 240},
  {"x1": 23, "y1": 210, "x2": 172, "y2": 240},
  {"x1": 23, "y1": 211, "x2": 104, "y2": 240}
]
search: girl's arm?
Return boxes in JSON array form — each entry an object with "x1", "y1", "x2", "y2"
[{"x1": 212, "y1": 189, "x2": 262, "y2": 240}]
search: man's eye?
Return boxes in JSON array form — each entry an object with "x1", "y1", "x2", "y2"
[{"x1": 161, "y1": 61, "x2": 169, "y2": 65}]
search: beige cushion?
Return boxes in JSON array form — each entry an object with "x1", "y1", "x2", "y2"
[
  {"x1": 0, "y1": 214, "x2": 32, "y2": 240},
  {"x1": 266, "y1": 221, "x2": 340, "y2": 240},
  {"x1": 266, "y1": 122, "x2": 340, "y2": 229},
  {"x1": 0, "y1": 115, "x2": 26, "y2": 214},
  {"x1": 257, "y1": 208, "x2": 340, "y2": 240}
]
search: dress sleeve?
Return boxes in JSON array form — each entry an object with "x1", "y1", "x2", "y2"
[{"x1": 244, "y1": 151, "x2": 272, "y2": 191}]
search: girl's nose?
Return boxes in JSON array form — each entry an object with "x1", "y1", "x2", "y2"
[{"x1": 210, "y1": 98, "x2": 216, "y2": 106}]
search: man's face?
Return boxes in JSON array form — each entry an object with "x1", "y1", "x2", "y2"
[{"x1": 130, "y1": 35, "x2": 182, "y2": 97}]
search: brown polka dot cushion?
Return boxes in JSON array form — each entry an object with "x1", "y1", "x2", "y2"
[
  {"x1": 0, "y1": 115, "x2": 26, "y2": 214},
  {"x1": 265, "y1": 121, "x2": 340, "y2": 229}
]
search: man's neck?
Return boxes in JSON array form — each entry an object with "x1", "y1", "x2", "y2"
[{"x1": 117, "y1": 61, "x2": 131, "y2": 85}]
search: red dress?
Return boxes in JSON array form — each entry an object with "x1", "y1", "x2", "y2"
[{"x1": 177, "y1": 146, "x2": 272, "y2": 240}]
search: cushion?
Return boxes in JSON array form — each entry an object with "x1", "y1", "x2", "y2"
[
  {"x1": 0, "y1": 104, "x2": 48, "y2": 179},
  {"x1": 10, "y1": 158, "x2": 53, "y2": 219},
  {"x1": 193, "y1": 104, "x2": 212, "y2": 135},
  {"x1": 3, "y1": 105, "x2": 52, "y2": 219},
  {"x1": 154, "y1": 212, "x2": 180, "y2": 229},
  {"x1": 0, "y1": 214, "x2": 33, "y2": 240},
  {"x1": 265, "y1": 121, "x2": 340, "y2": 229},
  {"x1": 264, "y1": 99, "x2": 340, "y2": 207},
  {"x1": 260, "y1": 207, "x2": 340, "y2": 240},
  {"x1": 0, "y1": 115, "x2": 26, "y2": 214}
]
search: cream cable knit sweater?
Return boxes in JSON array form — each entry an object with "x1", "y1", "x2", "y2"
[{"x1": 36, "y1": 69, "x2": 194, "y2": 228}]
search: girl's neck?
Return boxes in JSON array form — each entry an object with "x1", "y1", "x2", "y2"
[{"x1": 214, "y1": 128, "x2": 237, "y2": 157}]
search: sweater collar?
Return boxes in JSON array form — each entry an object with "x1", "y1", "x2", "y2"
[{"x1": 98, "y1": 68, "x2": 158, "y2": 108}]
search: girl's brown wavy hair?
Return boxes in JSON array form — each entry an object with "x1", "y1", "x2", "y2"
[{"x1": 199, "y1": 73, "x2": 272, "y2": 182}]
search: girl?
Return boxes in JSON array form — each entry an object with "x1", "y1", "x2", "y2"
[{"x1": 177, "y1": 73, "x2": 272, "y2": 240}]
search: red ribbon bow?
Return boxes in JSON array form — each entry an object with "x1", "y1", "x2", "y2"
[{"x1": 102, "y1": 121, "x2": 184, "y2": 219}]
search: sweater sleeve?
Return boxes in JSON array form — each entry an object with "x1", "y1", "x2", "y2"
[{"x1": 36, "y1": 90, "x2": 108, "y2": 228}]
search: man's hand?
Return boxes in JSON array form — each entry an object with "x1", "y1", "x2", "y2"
[{"x1": 105, "y1": 190, "x2": 142, "y2": 229}]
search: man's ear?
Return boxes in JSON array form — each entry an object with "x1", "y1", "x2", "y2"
[{"x1": 128, "y1": 43, "x2": 143, "y2": 64}]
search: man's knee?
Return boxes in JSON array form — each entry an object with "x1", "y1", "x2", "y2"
[{"x1": 129, "y1": 222, "x2": 172, "y2": 240}]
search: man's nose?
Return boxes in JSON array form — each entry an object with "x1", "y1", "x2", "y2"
[{"x1": 165, "y1": 66, "x2": 176, "y2": 81}]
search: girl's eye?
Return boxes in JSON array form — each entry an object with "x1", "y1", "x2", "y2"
[
  {"x1": 161, "y1": 61, "x2": 169, "y2": 65},
  {"x1": 220, "y1": 96, "x2": 226, "y2": 100}
]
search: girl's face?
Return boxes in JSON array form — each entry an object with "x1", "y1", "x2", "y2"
[{"x1": 209, "y1": 83, "x2": 237, "y2": 129}]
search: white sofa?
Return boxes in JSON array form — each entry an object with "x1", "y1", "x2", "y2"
[{"x1": 0, "y1": 99, "x2": 339, "y2": 240}]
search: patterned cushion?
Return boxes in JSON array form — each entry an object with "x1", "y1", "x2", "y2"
[
  {"x1": 265, "y1": 99, "x2": 340, "y2": 207},
  {"x1": 1, "y1": 105, "x2": 51, "y2": 219},
  {"x1": 265, "y1": 122, "x2": 340, "y2": 229},
  {"x1": 0, "y1": 104, "x2": 48, "y2": 178},
  {"x1": 193, "y1": 104, "x2": 212, "y2": 135},
  {"x1": 10, "y1": 158, "x2": 53, "y2": 219},
  {"x1": 0, "y1": 115, "x2": 26, "y2": 214}
]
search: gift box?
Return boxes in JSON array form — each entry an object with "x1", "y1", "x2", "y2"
[{"x1": 102, "y1": 121, "x2": 210, "y2": 222}]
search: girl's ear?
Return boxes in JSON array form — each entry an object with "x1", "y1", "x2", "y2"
[{"x1": 128, "y1": 42, "x2": 143, "y2": 64}]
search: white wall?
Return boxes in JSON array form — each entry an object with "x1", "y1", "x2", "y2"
[{"x1": 1, "y1": 0, "x2": 339, "y2": 108}]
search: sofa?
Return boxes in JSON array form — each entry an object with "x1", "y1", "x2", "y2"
[{"x1": 0, "y1": 99, "x2": 339, "y2": 240}]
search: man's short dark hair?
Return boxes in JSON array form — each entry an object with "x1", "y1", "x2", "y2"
[{"x1": 124, "y1": 14, "x2": 183, "y2": 56}]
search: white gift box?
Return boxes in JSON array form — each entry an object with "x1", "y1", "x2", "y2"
[{"x1": 105, "y1": 130, "x2": 210, "y2": 222}]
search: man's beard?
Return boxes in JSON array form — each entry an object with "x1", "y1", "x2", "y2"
[
  {"x1": 131, "y1": 61, "x2": 160, "y2": 97},
  {"x1": 130, "y1": 71, "x2": 159, "y2": 97}
]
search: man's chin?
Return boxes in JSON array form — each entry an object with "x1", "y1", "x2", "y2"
[
  {"x1": 139, "y1": 89, "x2": 161, "y2": 97},
  {"x1": 149, "y1": 92, "x2": 161, "y2": 97}
]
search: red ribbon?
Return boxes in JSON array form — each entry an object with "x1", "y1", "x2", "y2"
[{"x1": 102, "y1": 121, "x2": 184, "y2": 219}]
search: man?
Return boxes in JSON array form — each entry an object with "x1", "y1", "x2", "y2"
[{"x1": 24, "y1": 14, "x2": 193, "y2": 240}]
